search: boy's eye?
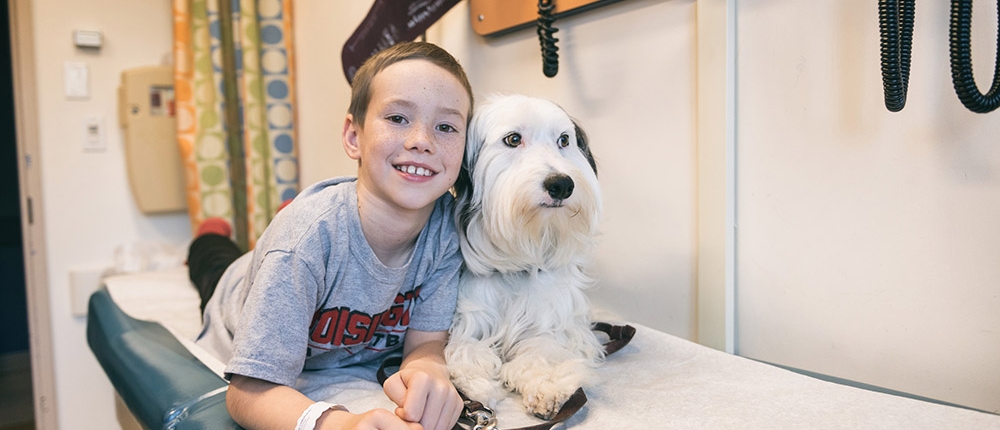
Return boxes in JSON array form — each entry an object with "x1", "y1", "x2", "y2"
[
  {"x1": 503, "y1": 132, "x2": 522, "y2": 147},
  {"x1": 557, "y1": 133, "x2": 570, "y2": 148},
  {"x1": 387, "y1": 115, "x2": 406, "y2": 124},
  {"x1": 436, "y1": 124, "x2": 458, "y2": 133}
]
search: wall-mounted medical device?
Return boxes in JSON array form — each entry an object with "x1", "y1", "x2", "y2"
[
  {"x1": 469, "y1": 0, "x2": 625, "y2": 78},
  {"x1": 468, "y1": 0, "x2": 622, "y2": 36},
  {"x1": 118, "y1": 66, "x2": 187, "y2": 213},
  {"x1": 879, "y1": 0, "x2": 1000, "y2": 113}
]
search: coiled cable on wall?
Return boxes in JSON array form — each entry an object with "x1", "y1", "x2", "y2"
[
  {"x1": 538, "y1": 0, "x2": 559, "y2": 78},
  {"x1": 949, "y1": 0, "x2": 1000, "y2": 113},
  {"x1": 879, "y1": 0, "x2": 915, "y2": 112}
]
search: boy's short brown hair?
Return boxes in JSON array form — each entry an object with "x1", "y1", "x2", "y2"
[{"x1": 348, "y1": 42, "x2": 474, "y2": 129}]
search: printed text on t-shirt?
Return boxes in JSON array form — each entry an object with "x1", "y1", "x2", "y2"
[{"x1": 308, "y1": 287, "x2": 422, "y2": 352}]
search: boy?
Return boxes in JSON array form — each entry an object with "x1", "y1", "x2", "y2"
[{"x1": 190, "y1": 41, "x2": 473, "y2": 430}]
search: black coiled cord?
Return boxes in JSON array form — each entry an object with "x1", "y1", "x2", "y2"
[
  {"x1": 879, "y1": 0, "x2": 916, "y2": 112},
  {"x1": 949, "y1": 0, "x2": 1000, "y2": 113},
  {"x1": 538, "y1": 0, "x2": 559, "y2": 78}
]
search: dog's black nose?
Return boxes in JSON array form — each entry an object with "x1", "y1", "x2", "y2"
[{"x1": 543, "y1": 174, "x2": 574, "y2": 200}]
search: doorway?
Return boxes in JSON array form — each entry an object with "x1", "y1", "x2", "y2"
[{"x1": 0, "y1": 0, "x2": 34, "y2": 428}]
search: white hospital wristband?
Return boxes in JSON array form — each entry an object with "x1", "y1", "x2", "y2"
[{"x1": 294, "y1": 401, "x2": 348, "y2": 430}]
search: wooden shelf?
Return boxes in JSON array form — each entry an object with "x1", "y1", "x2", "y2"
[{"x1": 469, "y1": 0, "x2": 625, "y2": 36}]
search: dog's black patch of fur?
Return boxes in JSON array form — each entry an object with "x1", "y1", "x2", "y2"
[{"x1": 573, "y1": 121, "x2": 597, "y2": 177}]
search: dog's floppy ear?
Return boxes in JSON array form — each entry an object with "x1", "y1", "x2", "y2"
[
  {"x1": 454, "y1": 176, "x2": 476, "y2": 241},
  {"x1": 454, "y1": 157, "x2": 473, "y2": 201},
  {"x1": 456, "y1": 99, "x2": 485, "y2": 204},
  {"x1": 453, "y1": 134, "x2": 477, "y2": 233},
  {"x1": 574, "y1": 121, "x2": 598, "y2": 177}
]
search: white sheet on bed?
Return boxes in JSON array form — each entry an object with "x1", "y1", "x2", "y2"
[{"x1": 103, "y1": 268, "x2": 1000, "y2": 429}]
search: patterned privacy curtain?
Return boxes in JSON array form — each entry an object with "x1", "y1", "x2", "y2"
[{"x1": 173, "y1": 0, "x2": 299, "y2": 251}]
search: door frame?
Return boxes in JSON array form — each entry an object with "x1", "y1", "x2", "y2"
[
  {"x1": 9, "y1": 0, "x2": 58, "y2": 428},
  {"x1": 695, "y1": 0, "x2": 737, "y2": 353}
]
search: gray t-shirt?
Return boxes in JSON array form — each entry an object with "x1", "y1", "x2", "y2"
[{"x1": 196, "y1": 177, "x2": 462, "y2": 387}]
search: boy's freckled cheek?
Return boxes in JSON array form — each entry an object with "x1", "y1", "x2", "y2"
[
  {"x1": 442, "y1": 147, "x2": 464, "y2": 173},
  {"x1": 446, "y1": 146, "x2": 464, "y2": 158}
]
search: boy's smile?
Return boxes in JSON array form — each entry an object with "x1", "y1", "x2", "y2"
[
  {"x1": 343, "y1": 58, "x2": 470, "y2": 215},
  {"x1": 394, "y1": 163, "x2": 435, "y2": 178}
]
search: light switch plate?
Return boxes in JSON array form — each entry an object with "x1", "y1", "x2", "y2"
[{"x1": 64, "y1": 61, "x2": 89, "y2": 99}]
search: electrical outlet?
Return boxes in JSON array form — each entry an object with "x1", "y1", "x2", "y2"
[
  {"x1": 69, "y1": 265, "x2": 111, "y2": 316},
  {"x1": 83, "y1": 116, "x2": 105, "y2": 152}
]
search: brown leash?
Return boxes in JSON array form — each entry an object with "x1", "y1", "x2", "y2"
[{"x1": 377, "y1": 323, "x2": 636, "y2": 430}]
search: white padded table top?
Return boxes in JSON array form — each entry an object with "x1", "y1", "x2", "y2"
[{"x1": 102, "y1": 267, "x2": 1000, "y2": 429}]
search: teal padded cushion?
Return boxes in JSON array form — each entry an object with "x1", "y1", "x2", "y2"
[{"x1": 86, "y1": 287, "x2": 240, "y2": 429}]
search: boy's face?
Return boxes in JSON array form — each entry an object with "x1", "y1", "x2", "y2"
[{"x1": 343, "y1": 59, "x2": 469, "y2": 214}]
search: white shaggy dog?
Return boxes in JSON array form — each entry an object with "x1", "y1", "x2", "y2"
[{"x1": 444, "y1": 94, "x2": 605, "y2": 419}]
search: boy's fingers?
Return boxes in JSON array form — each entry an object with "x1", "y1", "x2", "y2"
[
  {"x1": 413, "y1": 384, "x2": 461, "y2": 430},
  {"x1": 386, "y1": 372, "x2": 430, "y2": 423},
  {"x1": 395, "y1": 406, "x2": 419, "y2": 424},
  {"x1": 361, "y1": 409, "x2": 421, "y2": 430},
  {"x1": 384, "y1": 368, "x2": 461, "y2": 429},
  {"x1": 431, "y1": 390, "x2": 463, "y2": 430},
  {"x1": 398, "y1": 383, "x2": 428, "y2": 422},
  {"x1": 383, "y1": 374, "x2": 407, "y2": 406},
  {"x1": 444, "y1": 397, "x2": 464, "y2": 430},
  {"x1": 415, "y1": 396, "x2": 441, "y2": 429}
]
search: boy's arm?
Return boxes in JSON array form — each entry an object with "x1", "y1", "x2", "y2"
[
  {"x1": 227, "y1": 374, "x2": 419, "y2": 430},
  {"x1": 383, "y1": 329, "x2": 464, "y2": 430}
]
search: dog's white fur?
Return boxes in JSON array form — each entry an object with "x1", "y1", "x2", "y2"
[{"x1": 444, "y1": 94, "x2": 605, "y2": 419}]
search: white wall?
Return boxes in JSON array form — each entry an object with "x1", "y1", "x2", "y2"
[
  {"x1": 734, "y1": 0, "x2": 1000, "y2": 413},
  {"x1": 293, "y1": 1, "x2": 373, "y2": 185},
  {"x1": 29, "y1": 1, "x2": 188, "y2": 428}
]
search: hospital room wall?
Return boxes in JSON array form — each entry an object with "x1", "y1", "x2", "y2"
[
  {"x1": 734, "y1": 1, "x2": 1000, "y2": 413},
  {"x1": 27, "y1": 0, "x2": 189, "y2": 428}
]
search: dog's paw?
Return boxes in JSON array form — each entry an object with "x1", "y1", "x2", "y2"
[
  {"x1": 506, "y1": 358, "x2": 594, "y2": 419},
  {"x1": 453, "y1": 377, "x2": 508, "y2": 408},
  {"x1": 520, "y1": 384, "x2": 574, "y2": 420},
  {"x1": 446, "y1": 341, "x2": 509, "y2": 406}
]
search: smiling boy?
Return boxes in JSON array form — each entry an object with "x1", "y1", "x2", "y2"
[{"x1": 192, "y1": 42, "x2": 473, "y2": 430}]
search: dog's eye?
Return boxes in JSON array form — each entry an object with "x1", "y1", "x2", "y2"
[
  {"x1": 557, "y1": 133, "x2": 570, "y2": 148},
  {"x1": 503, "y1": 132, "x2": 522, "y2": 147}
]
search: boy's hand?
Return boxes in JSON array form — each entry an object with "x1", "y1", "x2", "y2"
[
  {"x1": 227, "y1": 374, "x2": 421, "y2": 430},
  {"x1": 384, "y1": 330, "x2": 463, "y2": 430},
  {"x1": 318, "y1": 409, "x2": 422, "y2": 430}
]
